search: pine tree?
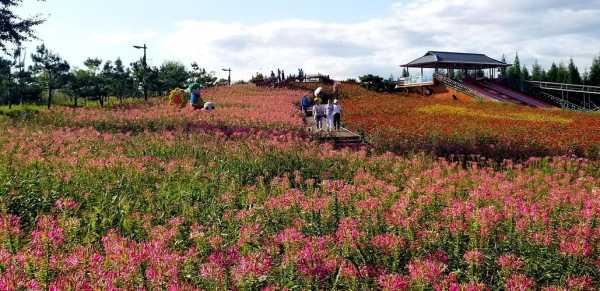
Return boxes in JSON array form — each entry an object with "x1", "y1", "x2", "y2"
[
  {"x1": 0, "y1": 0, "x2": 46, "y2": 52},
  {"x1": 557, "y1": 62, "x2": 569, "y2": 83},
  {"x1": 588, "y1": 54, "x2": 600, "y2": 86},
  {"x1": 567, "y1": 58, "x2": 582, "y2": 84},
  {"x1": 507, "y1": 53, "x2": 521, "y2": 81},
  {"x1": 546, "y1": 63, "x2": 559, "y2": 82},
  {"x1": 521, "y1": 66, "x2": 530, "y2": 81},
  {"x1": 30, "y1": 44, "x2": 70, "y2": 109},
  {"x1": 531, "y1": 60, "x2": 543, "y2": 81},
  {"x1": 499, "y1": 55, "x2": 508, "y2": 79}
]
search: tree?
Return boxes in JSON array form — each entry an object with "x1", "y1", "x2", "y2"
[
  {"x1": 30, "y1": 44, "x2": 70, "y2": 109},
  {"x1": 250, "y1": 73, "x2": 265, "y2": 84},
  {"x1": 110, "y1": 58, "x2": 131, "y2": 103},
  {"x1": 0, "y1": 0, "x2": 46, "y2": 52},
  {"x1": 358, "y1": 74, "x2": 396, "y2": 92},
  {"x1": 556, "y1": 62, "x2": 569, "y2": 84},
  {"x1": 521, "y1": 66, "x2": 530, "y2": 81},
  {"x1": 159, "y1": 61, "x2": 188, "y2": 92},
  {"x1": 567, "y1": 58, "x2": 582, "y2": 85},
  {"x1": 0, "y1": 56, "x2": 12, "y2": 105},
  {"x1": 83, "y1": 57, "x2": 107, "y2": 106},
  {"x1": 499, "y1": 55, "x2": 508, "y2": 79},
  {"x1": 145, "y1": 66, "x2": 161, "y2": 96},
  {"x1": 402, "y1": 67, "x2": 410, "y2": 78},
  {"x1": 189, "y1": 62, "x2": 217, "y2": 87},
  {"x1": 531, "y1": 60, "x2": 544, "y2": 81},
  {"x1": 66, "y1": 68, "x2": 92, "y2": 107},
  {"x1": 507, "y1": 53, "x2": 521, "y2": 81},
  {"x1": 588, "y1": 54, "x2": 600, "y2": 86},
  {"x1": 546, "y1": 63, "x2": 559, "y2": 82}
]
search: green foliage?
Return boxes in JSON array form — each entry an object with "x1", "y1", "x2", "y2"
[
  {"x1": 567, "y1": 58, "x2": 582, "y2": 85},
  {"x1": 0, "y1": 0, "x2": 46, "y2": 52},
  {"x1": 531, "y1": 61, "x2": 545, "y2": 82},
  {"x1": 159, "y1": 61, "x2": 189, "y2": 91},
  {"x1": 30, "y1": 44, "x2": 70, "y2": 108},
  {"x1": 358, "y1": 74, "x2": 396, "y2": 92},
  {"x1": 588, "y1": 54, "x2": 600, "y2": 86},
  {"x1": 189, "y1": 62, "x2": 217, "y2": 87},
  {"x1": 507, "y1": 53, "x2": 521, "y2": 82}
]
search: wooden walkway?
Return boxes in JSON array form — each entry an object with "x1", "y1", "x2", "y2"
[{"x1": 303, "y1": 111, "x2": 362, "y2": 148}]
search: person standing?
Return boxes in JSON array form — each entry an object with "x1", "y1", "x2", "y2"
[
  {"x1": 313, "y1": 99, "x2": 324, "y2": 131},
  {"x1": 301, "y1": 95, "x2": 312, "y2": 116},
  {"x1": 325, "y1": 99, "x2": 335, "y2": 132},
  {"x1": 333, "y1": 99, "x2": 342, "y2": 131}
]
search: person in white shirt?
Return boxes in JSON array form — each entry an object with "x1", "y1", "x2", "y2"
[
  {"x1": 325, "y1": 99, "x2": 335, "y2": 132},
  {"x1": 333, "y1": 99, "x2": 342, "y2": 131},
  {"x1": 313, "y1": 99, "x2": 324, "y2": 130}
]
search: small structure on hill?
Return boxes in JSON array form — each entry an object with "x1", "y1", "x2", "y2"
[
  {"x1": 402, "y1": 51, "x2": 511, "y2": 78},
  {"x1": 401, "y1": 51, "x2": 552, "y2": 108}
]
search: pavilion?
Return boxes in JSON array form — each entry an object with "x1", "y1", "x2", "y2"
[{"x1": 402, "y1": 51, "x2": 511, "y2": 79}]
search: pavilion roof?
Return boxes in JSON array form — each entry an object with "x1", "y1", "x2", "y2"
[{"x1": 403, "y1": 51, "x2": 511, "y2": 69}]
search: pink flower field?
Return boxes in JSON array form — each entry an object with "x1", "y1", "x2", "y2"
[{"x1": 0, "y1": 85, "x2": 600, "y2": 290}]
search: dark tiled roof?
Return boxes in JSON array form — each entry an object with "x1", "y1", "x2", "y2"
[{"x1": 403, "y1": 51, "x2": 511, "y2": 68}]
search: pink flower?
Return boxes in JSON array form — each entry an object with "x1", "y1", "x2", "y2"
[
  {"x1": 566, "y1": 275, "x2": 594, "y2": 290},
  {"x1": 378, "y1": 273, "x2": 410, "y2": 291},
  {"x1": 371, "y1": 233, "x2": 404, "y2": 254},
  {"x1": 408, "y1": 257, "x2": 447, "y2": 284},
  {"x1": 296, "y1": 237, "x2": 337, "y2": 280},
  {"x1": 54, "y1": 198, "x2": 78, "y2": 210},
  {"x1": 232, "y1": 252, "x2": 272, "y2": 284},
  {"x1": 275, "y1": 227, "x2": 305, "y2": 246},
  {"x1": 335, "y1": 218, "x2": 361, "y2": 246},
  {"x1": 505, "y1": 273, "x2": 534, "y2": 291},
  {"x1": 496, "y1": 254, "x2": 523, "y2": 272},
  {"x1": 464, "y1": 250, "x2": 483, "y2": 266},
  {"x1": 460, "y1": 281, "x2": 489, "y2": 291}
]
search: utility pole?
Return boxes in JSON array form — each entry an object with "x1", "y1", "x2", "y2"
[
  {"x1": 222, "y1": 68, "x2": 232, "y2": 86},
  {"x1": 134, "y1": 44, "x2": 148, "y2": 101}
]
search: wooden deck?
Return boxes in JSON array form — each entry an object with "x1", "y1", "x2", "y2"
[{"x1": 303, "y1": 111, "x2": 362, "y2": 148}]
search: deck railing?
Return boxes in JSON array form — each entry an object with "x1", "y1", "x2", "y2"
[{"x1": 433, "y1": 74, "x2": 485, "y2": 100}]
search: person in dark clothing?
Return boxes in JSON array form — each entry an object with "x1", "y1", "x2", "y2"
[
  {"x1": 333, "y1": 99, "x2": 342, "y2": 131},
  {"x1": 300, "y1": 95, "x2": 312, "y2": 116}
]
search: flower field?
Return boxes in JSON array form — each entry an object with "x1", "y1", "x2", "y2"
[
  {"x1": 340, "y1": 83, "x2": 600, "y2": 160},
  {"x1": 1, "y1": 84, "x2": 600, "y2": 290}
]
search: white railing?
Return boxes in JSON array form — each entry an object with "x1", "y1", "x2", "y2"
[
  {"x1": 527, "y1": 80, "x2": 600, "y2": 95},
  {"x1": 398, "y1": 75, "x2": 434, "y2": 86}
]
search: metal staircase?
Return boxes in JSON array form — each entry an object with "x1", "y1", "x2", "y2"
[
  {"x1": 527, "y1": 81, "x2": 600, "y2": 112},
  {"x1": 433, "y1": 74, "x2": 485, "y2": 100},
  {"x1": 538, "y1": 92, "x2": 588, "y2": 111}
]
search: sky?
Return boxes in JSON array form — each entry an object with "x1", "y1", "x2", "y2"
[{"x1": 16, "y1": 0, "x2": 600, "y2": 80}]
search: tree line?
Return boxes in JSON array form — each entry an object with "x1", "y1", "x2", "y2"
[
  {"x1": 501, "y1": 53, "x2": 600, "y2": 106},
  {"x1": 503, "y1": 53, "x2": 600, "y2": 87},
  {"x1": 0, "y1": 44, "x2": 222, "y2": 108}
]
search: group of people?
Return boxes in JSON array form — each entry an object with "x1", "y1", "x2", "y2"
[
  {"x1": 313, "y1": 98, "x2": 342, "y2": 131},
  {"x1": 301, "y1": 86, "x2": 342, "y2": 132}
]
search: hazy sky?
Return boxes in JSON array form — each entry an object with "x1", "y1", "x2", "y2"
[{"x1": 16, "y1": 0, "x2": 600, "y2": 80}]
